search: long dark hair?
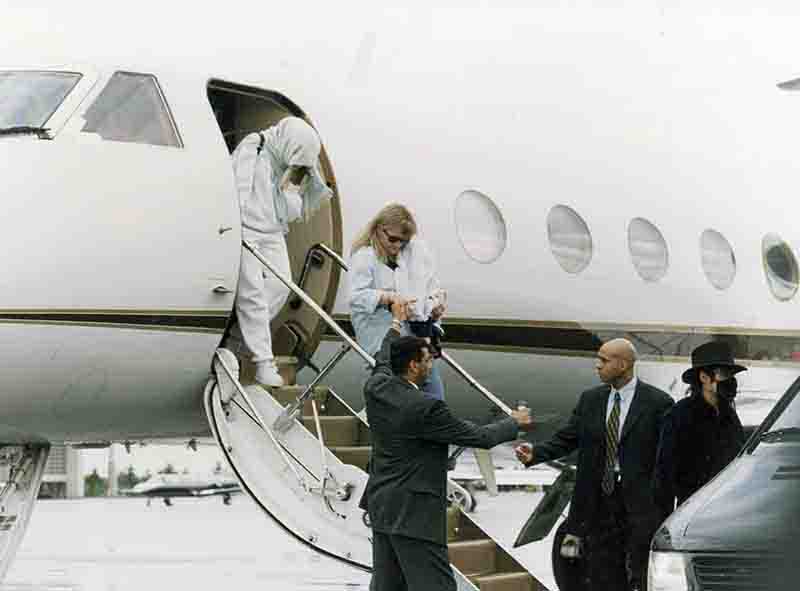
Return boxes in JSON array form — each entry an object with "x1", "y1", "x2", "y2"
[{"x1": 687, "y1": 370, "x2": 704, "y2": 398}]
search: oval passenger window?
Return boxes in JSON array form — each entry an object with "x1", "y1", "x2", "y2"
[
  {"x1": 762, "y1": 233, "x2": 799, "y2": 301},
  {"x1": 628, "y1": 218, "x2": 669, "y2": 282},
  {"x1": 700, "y1": 229, "x2": 736, "y2": 290},
  {"x1": 454, "y1": 190, "x2": 508, "y2": 264},
  {"x1": 547, "y1": 205, "x2": 592, "y2": 274}
]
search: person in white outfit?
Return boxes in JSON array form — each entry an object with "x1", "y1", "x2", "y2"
[{"x1": 231, "y1": 117, "x2": 332, "y2": 387}]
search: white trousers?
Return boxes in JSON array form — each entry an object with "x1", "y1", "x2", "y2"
[{"x1": 235, "y1": 233, "x2": 291, "y2": 363}]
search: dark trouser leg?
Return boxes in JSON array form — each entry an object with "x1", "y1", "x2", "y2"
[
  {"x1": 585, "y1": 488, "x2": 629, "y2": 591},
  {"x1": 371, "y1": 531, "x2": 406, "y2": 591},
  {"x1": 625, "y1": 514, "x2": 661, "y2": 591},
  {"x1": 391, "y1": 533, "x2": 456, "y2": 591}
]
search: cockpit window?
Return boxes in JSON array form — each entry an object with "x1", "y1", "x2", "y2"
[
  {"x1": 81, "y1": 72, "x2": 182, "y2": 147},
  {"x1": 0, "y1": 71, "x2": 81, "y2": 128}
]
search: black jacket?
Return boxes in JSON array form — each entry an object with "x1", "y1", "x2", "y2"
[
  {"x1": 654, "y1": 394, "x2": 745, "y2": 508},
  {"x1": 362, "y1": 329, "x2": 519, "y2": 545},
  {"x1": 529, "y1": 380, "x2": 674, "y2": 536}
]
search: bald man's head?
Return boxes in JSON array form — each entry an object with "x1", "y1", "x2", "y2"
[
  {"x1": 596, "y1": 339, "x2": 637, "y2": 387},
  {"x1": 604, "y1": 338, "x2": 637, "y2": 362}
]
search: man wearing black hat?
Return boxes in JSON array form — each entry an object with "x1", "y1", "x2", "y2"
[{"x1": 654, "y1": 341, "x2": 747, "y2": 509}]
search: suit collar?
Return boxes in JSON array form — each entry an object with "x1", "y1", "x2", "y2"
[
  {"x1": 391, "y1": 375, "x2": 419, "y2": 391},
  {"x1": 610, "y1": 376, "x2": 637, "y2": 404}
]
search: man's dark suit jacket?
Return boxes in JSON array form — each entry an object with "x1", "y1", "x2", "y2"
[
  {"x1": 362, "y1": 329, "x2": 519, "y2": 546},
  {"x1": 530, "y1": 380, "x2": 674, "y2": 536}
]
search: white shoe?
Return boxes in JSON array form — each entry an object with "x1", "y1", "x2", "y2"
[{"x1": 255, "y1": 361, "x2": 284, "y2": 388}]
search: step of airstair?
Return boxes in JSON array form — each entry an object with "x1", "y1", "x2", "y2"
[
  {"x1": 448, "y1": 509, "x2": 539, "y2": 591},
  {"x1": 448, "y1": 539, "x2": 497, "y2": 577},
  {"x1": 473, "y1": 572, "x2": 536, "y2": 591},
  {"x1": 327, "y1": 446, "x2": 371, "y2": 471},
  {"x1": 237, "y1": 356, "x2": 298, "y2": 386},
  {"x1": 301, "y1": 416, "x2": 361, "y2": 447},
  {"x1": 267, "y1": 385, "x2": 372, "y2": 471}
]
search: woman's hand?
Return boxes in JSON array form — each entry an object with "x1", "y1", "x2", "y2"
[
  {"x1": 429, "y1": 289, "x2": 447, "y2": 321},
  {"x1": 430, "y1": 303, "x2": 446, "y2": 321},
  {"x1": 390, "y1": 296, "x2": 417, "y2": 322}
]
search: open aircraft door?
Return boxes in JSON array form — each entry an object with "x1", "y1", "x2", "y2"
[{"x1": 514, "y1": 463, "x2": 586, "y2": 591}]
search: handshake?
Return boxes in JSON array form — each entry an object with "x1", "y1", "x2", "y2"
[
  {"x1": 511, "y1": 409, "x2": 534, "y2": 465},
  {"x1": 513, "y1": 442, "x2": 534, "y2": 465}
]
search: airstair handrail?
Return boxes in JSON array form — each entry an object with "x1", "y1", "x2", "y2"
[
  {"x1": 243, "y1": 240, "x2": 376, "y2": 369},
  {"x1": 293, "y1": 243, "x2": 348, "y2": 310},
  {"x1": 438, "y1": 351, "x2": 514, "y2": 415},
  {"x1": 313, "y1": 242, "x2": 348, "y2": 272},
  {"x1": 254, "y1": 239, "x2": 514, "y2": 419},
  {"x1": 273, "y1": 343, "x2": 352, "y2": 433}
]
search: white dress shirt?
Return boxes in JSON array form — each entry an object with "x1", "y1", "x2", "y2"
[{"x1": 606, "y1": 376, "x2": 638, "y2": 472}]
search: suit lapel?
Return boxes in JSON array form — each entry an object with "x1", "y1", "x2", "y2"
[
  {"x1": 620, "y1": 381, "x2": 645, "y2": 442},
  {"x1": 596, "y1": 385, "x2": 612, "y2": 436}
]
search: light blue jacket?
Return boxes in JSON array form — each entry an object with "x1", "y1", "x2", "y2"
[{"x1": 348, "y1": 240, "x2": 442, "y2": 356}]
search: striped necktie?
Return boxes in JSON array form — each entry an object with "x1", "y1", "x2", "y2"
[{"x1": 602, "y1": 391, "x2": 621, "y2": 495}]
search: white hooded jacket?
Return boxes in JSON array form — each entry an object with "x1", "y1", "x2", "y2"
[{"x1": 231, "y1": 117, "x2": 332, "y2": 237}]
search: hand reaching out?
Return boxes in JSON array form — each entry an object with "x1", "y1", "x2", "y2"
[
  {"x1": 514, "y1": 442, "x2": 534, "y2": 466},
  {"x1": 430, "y1": 289, "x2": 447, "y2": 321}
]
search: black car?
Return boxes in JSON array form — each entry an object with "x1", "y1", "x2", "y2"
[{"x1": 649, "y1": 375, "x2": 800, "y2": 590}]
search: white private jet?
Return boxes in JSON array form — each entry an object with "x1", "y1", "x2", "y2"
[
  {"x1": 125, "y1": 472, "x2": 241, "y2": 506},
  {"x1": 3, "y1": 3, "x2": 800, "y2": 589}
]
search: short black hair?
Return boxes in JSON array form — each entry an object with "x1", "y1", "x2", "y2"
[{"x1": 390, "y1": 336, "x2": 429, "y2": 375}]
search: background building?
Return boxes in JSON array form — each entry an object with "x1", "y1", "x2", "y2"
[{"x1": 39, "y1": 445, "x2": 83, "y2": 498}]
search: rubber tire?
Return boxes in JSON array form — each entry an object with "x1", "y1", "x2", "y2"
[{"x1": 551, "y1": 521, "x2": 588, "y2": 591}]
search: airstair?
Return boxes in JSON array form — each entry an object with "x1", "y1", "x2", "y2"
[
  {"x1": 205, "y1": 240, "x2": 550, "y2": 591},
  {"x1": 0, "y1": 445, "x2": 50, "y2": 581}
]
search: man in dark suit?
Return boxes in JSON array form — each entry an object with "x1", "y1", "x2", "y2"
[
  {"x1": 515, "y1": 339, "x2": 673, "y2": 591},
  {"x1": 364, "y1": 300, "x2": 532, "y2": 591}
]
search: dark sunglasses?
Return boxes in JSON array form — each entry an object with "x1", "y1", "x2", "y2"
[
  {"x1": 705, "y1": 366, "x2": 736, "y2": 381},
  {"x1": 382, "y1": 227, "x2": 409, "y2": 245}
]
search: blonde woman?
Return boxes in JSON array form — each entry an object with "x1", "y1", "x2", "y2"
[{"x1": 348, "y1": 204, "x2": 447, "y2": 399}]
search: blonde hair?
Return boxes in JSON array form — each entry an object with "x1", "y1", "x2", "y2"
[{"x1": 351, "y1": 203, "x2": 418, "y2": 261}]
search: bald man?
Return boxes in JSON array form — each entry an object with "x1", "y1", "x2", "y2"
[{"x1": 516, "y1": 339, "x2": 673, "y2": 591}]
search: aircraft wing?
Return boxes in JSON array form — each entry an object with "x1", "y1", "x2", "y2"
[{"x1": 193, "y1": 484, "x2": 241, "y2": 497}]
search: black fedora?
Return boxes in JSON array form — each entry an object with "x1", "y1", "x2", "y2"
[{"x1": 682, "y1": 341, "x2": 748, "y2": 384}]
